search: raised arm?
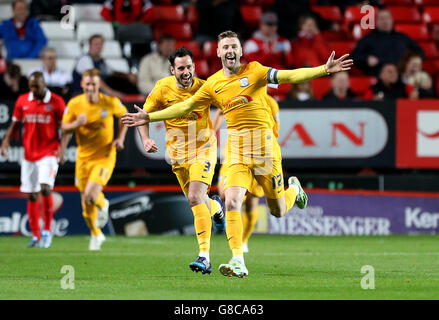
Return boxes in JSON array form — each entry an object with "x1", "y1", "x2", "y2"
[
  {"x1": 211, "y1": 109, "x2": 225, "y2": 133},
  {"x1": 276, "y1": 51, "x2": 353, "y2": 84}
]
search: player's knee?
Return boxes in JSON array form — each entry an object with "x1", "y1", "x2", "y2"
[
  {"x1": 40, "y1": 185, "x2": 51, "y2": 196},
  {"x1": 225, "y1": 198, "x2": 241, "y2": 211},
  {"x1": 28, "y1": 193, "x2": 38, "y2": 202},
  {"x1": 269, "y1": 205, "x2": 286, "y2": 218},
  {"x1": 187, "y1": 192, "x2": 203, "y2": 207}
]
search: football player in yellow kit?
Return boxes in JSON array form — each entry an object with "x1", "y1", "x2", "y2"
[
  {"x1": 62, "y1": 68, "x2": 128, "y2": 250},
  {"x1": 131, "y1": 47, "x2": 225, "y2": 275},
  {"x1": 214, "y1": 93, "x2": 280, "y2": 254},
  {"x1": 122, "y1": 31, "x2": 353, "y2": 277}
]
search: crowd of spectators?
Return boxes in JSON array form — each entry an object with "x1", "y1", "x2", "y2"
[{"x1": 0, "y1": 0, "x2": 438, "y2": 103}]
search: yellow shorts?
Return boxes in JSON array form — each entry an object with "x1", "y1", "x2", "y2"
[
  {"x1": 75, "y1": 152, "x2": 116, "y2": 192},
  {"x1": 172, "y1": 158, "x2": 216, "y2": 196},
  {"x1": 218, "y1": 163, "x2": 264, "y2": 198},
  {"x1": 223, "y1": 158, "x2": 285, "y2": 200}
]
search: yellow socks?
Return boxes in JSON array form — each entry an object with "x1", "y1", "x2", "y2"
[
  {"x1": 82, "y1": 201, "x2": 101, "y2": 236},
  {"x1": 285, "y1": 187, "x2": 297, "y2": 212},
  {"x1": 192, "y1": 203, "x2": 211, "y2": 254},
  {"x1": 209, "y1": 198, "x2": 220, "y2": 217},
  {"x1": 226, "y1": 210, "x2": 243, "y2": 256},
  {"x1": 95, "y1": 192, "x2": 106, "y2": 210},
  {"x1": 242, "y1": 208, "x2": 258, "y2": 244}
]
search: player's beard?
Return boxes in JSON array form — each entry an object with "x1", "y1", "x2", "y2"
[{"x1": 223, "y1": 54, "x2": 240, "y2": 73}]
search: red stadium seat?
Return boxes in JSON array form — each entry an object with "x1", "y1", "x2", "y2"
[
  {"x1": 351, "y1": 23, "x2": 373, "y2": 40},
  {"x1": 240, "y1": 5, "x2": 263, "y2": 28},
  {"x1": 175, "y1": 40, "x2": 201, "y2": 59},
  {"x1": 194, "y1": 59, "x2": 210, "y2": 79},
  {"x1": 418, "y1": 41, "x2": 439, "y2": 58},
  {"x1": 395, "y1": 23, "x2": 430, "y2": 40},
  {"x1": 153, "y1": 22, "x2": 193, "y2": 41},
  {"x1": 311, "y1": 6, "x2": 343, "y2": 23},
  {"x1": 349, "y1": 76, "x2": 377, "y2": 96},
  {"x1": 310, "y1": 77, "x2": 331, "y2": 100},
  {"x1": 382, "y1": 0, "x2": 414, "y2": 5},
  {"x1": 415, "y1": 0, "x2": 439, "y2": 5},
  {"x1": 203, "y1": 41, "x2": 218, "y2": 60},
  {"x1": 344, "y1": 6, "x2": 367, "y2": 26},
  {"x1": 329, "y1": 41, "x2": 357, "y2": 55},
  {"x1": 387, "y1": 6, "x2": 421, "y2": 23},
  {"x1": 423, "y1": 58, "x2": 439, "y2": 74},
  {"x1": 423, "y1": 6, "x2": 439, "y2": 24},
  {"x1": 151, "y1": 5, "x2": 185, "y2": 23},
  {"x1": 186, "y1": 5, "x2": 198, "y2": 28},
  {"x1": 267, "y1": 83, "x2": 292, "y2": 101}
]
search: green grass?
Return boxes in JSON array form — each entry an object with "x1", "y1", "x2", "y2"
[{"x1": 0, "y1": 234, "x2": 439, "y2": 300}]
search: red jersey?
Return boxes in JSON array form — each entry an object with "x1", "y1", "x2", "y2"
[{"x1": 12, "y1": 90, "x2": 65, "y2": 161}]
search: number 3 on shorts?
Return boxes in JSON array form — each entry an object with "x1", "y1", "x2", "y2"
[
  {"x1": 271, "y1": 174, "x2": 282, "y2": 189},
  {"x1": 204, "y1": 161, "x2": 211, "y2": 172}
]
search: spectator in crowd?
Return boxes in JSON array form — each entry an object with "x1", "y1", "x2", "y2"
[
  {"x1": 290, "y1": 14, "x2": 331, "y2": 68},
  {"x1": 364, "y1": 63, "x2": 418, "y2": 100},
  {"x1": 351, "y1": 8, "x2": 424, "y2": 76},
  {"x1": 398, "y1": 51, "x2": 434, "y2": 98},
  {"x1": 72, "y1": 34, "x2": 139, "y2": 98},
  {"x1": 323, "y1": 71, "x2": 358, "y2": 101},
  {"x1": 284, "y1": 82, "x2": 315, "y2": 102},
  {"x1": 195, "y1": 0, "x2": 245, "y2": 44},
  {"x1": 29, "y1": 47, "x2": 72, "y2": 100},
  {"x1": 0, "y1": 63, "x2": 28, "y2": 100},
  {"x1": 101, "y1": 0, "x2": 154, "y2": 24},
  {"x1": 243, "y1": 12, "x2": 294, "y2": 70},
  {"x1": 137, "y1": 34, "x2": 175, "y2": 95},
  {"x1": 0, "y1": 0, "x2": 47, "y2": 60}
]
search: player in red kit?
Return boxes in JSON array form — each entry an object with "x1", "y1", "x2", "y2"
[{"x1": 1, "y1": 72, "x2": 69, "y2": 248}]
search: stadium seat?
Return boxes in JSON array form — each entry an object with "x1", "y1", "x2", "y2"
[
  {"x1": 48, "y1": 40, "x2": 82, "y2": 59},
  {"x1": 186, "y1": 5, "x2": 198, "y2": 30},
  {"x1": 382, "y1": 0, "x2": 414, "y2": 5},
  {"x1": 151, "y1": 5, "x2": 185, "y2": 23},
  {"x1": 202, "y1": 41, "x2": 217, "y2": 60},
  {"x1": 175, "y1": 41, "x2": 201, "y2": 59},
  {"x1": 418, "y1": 41, "x2": 439, "y2": 58},
  {"x1": 240, "y1": 5, "x2": 263, "y2": 28},
  {"x1": 57, "y1": 58, "x2": 76, "y2": 73},
  {"x1": 267, "y1": 83, "x2": 292, "y2": 101},
  {"x1": 153, "y1": 22, "x2": 193, "y2": 41},
  {"x1": 395, "y1": 24, "x2": 430, "y2": 40},
  {"x1": 72, "y1": 4, "x2": 103, "y2": 22},
  {"x1": 351, "y1": 24, "x2": 373, "y2": 40},
  {"x1": 208, "y1": 59, "x2": 223, "y2": 76},
  {"x1": 415, "y1": 0, "x2": 439, "y2": 5},
  {"x1": 194, "y1": 59, "x2": 209, "y2": 79},
  {"x1": 329, "y1": 41, "x2": 357, "y2": 55},
  {"x1": 41, "y1": 21, "x2": 75, "y2": 40},
  {"x1": 311, "y1": 6, "x2": 343, "y2": 23},
  {"x1": 350, "y1": 76, "x2": 377, "y2": 96},
  {"x1": 106, "y1": 58, "x2": 130, "y2": 73},
  {"x1": 77, "y1": 21, "x2": 114, "y2": 44},
  {"x1": 0, "y1": 4, "x2": 12, "y2": 22},
  {"x1": 12, "y1": 59, "x2": 42, "y2": 75},
  {"x1": 423, "y1": 7, "x2": 439, "y2": 24},
  {"x1": 344, "y1": 6, "x2": 366, "y2": 27},
  {"x1": 310, "y1": 77, "x2": 331, "y2": 100},
  {"x1": 423, "y1": 58, "x2": 439, "y2": 74},
  {"x1": 82, "y1": 40, "x2": 123, "y2": 59},
  {"x1": 387, "y1": 6, "x2": 421, "y2": 23}
]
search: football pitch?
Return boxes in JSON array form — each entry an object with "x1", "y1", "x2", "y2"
[{"x1": 0, "y1": 234, "x2": 438, "y2": 300}]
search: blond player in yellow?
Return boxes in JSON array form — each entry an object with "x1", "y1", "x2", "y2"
[
  {"x1": 130, "y1": 47, "x2": 225, "y2": 275},
  {"x1": 62, "y1": 69, "x2": 128, "y2": 251},
  {"x1": 213, "y1": 94, "x2": 280, "y2": 254},
  {"x1": 122, "y1": 31, "x2": 353, "y2": 277}
]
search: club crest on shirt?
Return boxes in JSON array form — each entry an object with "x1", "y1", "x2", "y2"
[
  {"x1": 239, "y1": 77, "x2": 250, "y2": 87},
  {"x1": 101, "y1": 109, "x2": 108, "y2": 118},
  {"x1": 45, "y1": 104, "x2": 53, "y2": 112}
]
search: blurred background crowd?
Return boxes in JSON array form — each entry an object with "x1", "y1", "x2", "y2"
[{"x1": 1, "y1": 0, "x2": 439, "y2": 105}]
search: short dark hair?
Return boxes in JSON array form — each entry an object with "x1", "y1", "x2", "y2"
[
  {"x1": 168, "y1": 47, "x2": 194, "y2": 67},
  {"x1": 217, "y1": 30, "x2": 240, "y2": 43},
  {"x1": 6, "y1": 63, "x2": 21, "y2": 79},
  {"x1": 89, "y1": 34, "x2": 104, "y2": 45},
  {"x1": 159, "y1": 34, "x2": 175, "y2": 44},
  {"x1": 29, "y1": 71, "x2": 45, "y2": 82}
]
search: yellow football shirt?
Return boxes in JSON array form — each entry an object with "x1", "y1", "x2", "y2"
[
  {"x1": 62, "y1": 93, "x2": 127, "y2": 160},
  {"x1": 144, "y1": 76, "x2": 217, "y2": 163}
]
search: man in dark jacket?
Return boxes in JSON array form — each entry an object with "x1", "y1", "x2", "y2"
[
  {"x1": 352, "y1": 8, "x2": 424, "y2": 76},
  {"x1": 0, "y1": 0, "x2": 47, "y2": 60}
]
